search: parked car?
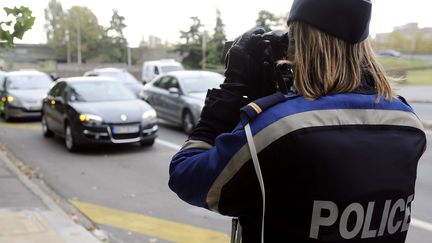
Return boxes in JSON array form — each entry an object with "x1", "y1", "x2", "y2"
[
  {"x1": 141, "y1": 70, "x2": 224, "y2": 133},
  {"x1": 42, "y1": 77, "x2": 158, "y2": 151},
  {"x1": 0, "y1": 70, "x2": 52, "y2": 121},
  {"x1": 83, "y1": 68, "x2": 144, "y2": 98},
  {"x1": 378, "y1": 49, "x2": 401, "y2": 58},
  {"x1": 141, "y1": 59, "x2": 184, "y2": 83}
]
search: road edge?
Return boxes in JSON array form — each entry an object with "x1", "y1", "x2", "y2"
[{"x1": 0, "y1": 145, "x2": 108, "y2": 242}]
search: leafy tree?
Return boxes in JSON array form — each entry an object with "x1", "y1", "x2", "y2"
[
  {"x1": 0, "y1": 6, "x2": 35, "y2": 47},
  {"x1": 207, "y1": 9, "x2": 227, "y2": 68},
  {"x1": 44, "y1": 0, "x2": 67, "y2": 60},
  {"x1": 255, "y1": 10, "x2": 278, "y2": 32},
  {"x1": 175, "y1": 17, "x2": 203, "y2": 69},
  {"x1": 101, "y1": 9, "x2": 128, "y2": 63},
  {"x1": 255, "y1": 10, "x2": 288, "y2": 32},
  {"x1": 65, "y1": 6, "x2": 104, "y2": 63}
]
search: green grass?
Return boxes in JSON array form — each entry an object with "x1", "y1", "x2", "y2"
[
  {"x1": 378, "y1": 57, "x2": 432, "y2": 69},
  {"x1": 405, "y1": 69, "x2": 432, "y2": 85}
]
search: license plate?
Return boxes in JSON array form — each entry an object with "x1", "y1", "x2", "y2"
[
  {"x1": 28, "y1": 106, "x2": 40, "y2": 111},
  {"x1": 112, "y1": 125, "x2": 140, "y2": 134}
]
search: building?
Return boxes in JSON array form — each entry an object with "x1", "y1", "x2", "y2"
[{"x1": 0, "y1": 44, "x2": 56, "y2": 71}]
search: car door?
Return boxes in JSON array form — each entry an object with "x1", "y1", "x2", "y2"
[
  {"x1": 147, "y1": 76, "x2": 171, "y2": 119},
  {"x1": 45, "y1": 82, "x2": 67, "y2": 134},
  {"x1": 163, "y1": 77, "x2": 184, "y2": 122}
]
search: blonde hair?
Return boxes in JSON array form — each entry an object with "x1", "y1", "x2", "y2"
[{"x1": 288, "y1": 22, "x2": 394, "y2": 101}]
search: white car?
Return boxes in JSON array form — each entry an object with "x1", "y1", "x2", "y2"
[{"x1": 141, "y1": 59, "x2": 184, "y2": 83}]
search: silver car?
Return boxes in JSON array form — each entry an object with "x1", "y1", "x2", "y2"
[
  {"x1": 83, "y1": 68, "x2": 145, "y2": 98},
  {"x1": 0, "y1": 70, "x2": 52, "y2": 121},
  {"x1": 141, "y1": 70, "x2": 224, "y2": 133}
]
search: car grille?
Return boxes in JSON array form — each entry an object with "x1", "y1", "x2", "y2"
[{"x1": 111, "y1": 132, "x2": 141, "y2": 140}]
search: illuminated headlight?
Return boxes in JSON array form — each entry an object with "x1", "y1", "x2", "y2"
[
  {"x1": 142, "y1": 109, "x2": 157, "y2": 120},
  {"x1": 79, "y1": 114, "x2": 103, "y2": 124},
  {"x1": 3, "y1": 96, "x2": 21, "y2": 106}
]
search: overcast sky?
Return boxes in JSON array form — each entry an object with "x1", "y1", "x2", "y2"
[{"x1": 2, "y1": 0, "x2": 432, "y2": 47}]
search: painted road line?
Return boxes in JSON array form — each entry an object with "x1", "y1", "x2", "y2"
[
  {"x1": 155, "y1": 139, "x2": 182, "y2": 150},
  {"x1": 412, "y1": 218, "x2": 432, "y2": 232},
  {"x1": 0, "y1": 123, "x2": 41, "y2": 131},
  {"x1": 69, "y1": 200, "x2": 230, "y2": 243}
]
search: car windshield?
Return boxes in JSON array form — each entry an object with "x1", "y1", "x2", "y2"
[
  {"x1": 7, "y1": 74, "x2": 52, "y2": 90},
  {"x1": 161, "y1": 65, "x2": 183, "y2": 73},
  {"x1": 97, "y1": 71, "x2": 138, "y2": 83},
  {"x1": 181, "y1": 74, "x2": 223, "y2": 93},
  {"x1": 69, "y1": 81, "x2": 136, "y2": 102}
]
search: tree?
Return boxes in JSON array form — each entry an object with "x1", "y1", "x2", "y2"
[
  {"x1": 255, "y1": 10, "x2": 288, "y2": 32},
  {"x1": 44, "y1": 0, "x2": 67, "y2": 60},
  {"x1": 207, "y1": 9, "x2": 227, "y2": 68},
  {"x1": 101, "y1": 9, "x2": 128, "y2": 63},
  {"x1": 175, "y1": 17, "x2": 203, "y2": 69},
  {"x1": 65, "y1": 6, "x2": 104, "y2": 63},
  {"x1": 0, "y1": 6, "x2": 35, "y2": 47}
]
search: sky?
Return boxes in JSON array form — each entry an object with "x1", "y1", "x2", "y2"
[{"x1": 2, "y1": 0, "x2": 432, "y2": 47}]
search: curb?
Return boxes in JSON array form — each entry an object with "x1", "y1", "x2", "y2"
[{"x1": 0, "y1": 146, "x2": 107, "y2": 243}]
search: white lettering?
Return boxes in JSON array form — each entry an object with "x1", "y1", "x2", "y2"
[
  {"x1": 387, "y1": 199, "x2": 405, "y2": 234},
  {"x1": 401, "y1": 194, "x2": 414, "y2": 232},
  {"x1": 309, "y1": 195, "x2": 415, "y2": 240},
  {"x1": 310, "y1": 201, "x2": 339, "y2": 239},
  {"x1": 361, "y1": 202, "x2": 377, "y2": 238},
  {"x1": 340, "y1": 203, "x2": 364, "y2": 239},
  {"x1": 378, "y1": 200, "x2": 392, "y2": 236}
]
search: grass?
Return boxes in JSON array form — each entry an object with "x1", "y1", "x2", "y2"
[
  {"x1": 405, "y1": 69, "x2": 432, "y2": 85},
  {"x1": 378, "y1": 57, "x2": 432, "y2": 69}
]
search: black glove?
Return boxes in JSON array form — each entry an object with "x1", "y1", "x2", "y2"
[
  {"x1": 187, "y1": 27, "x2": 276, "y2": 145},
  {"x1": 221, "y1": 27, "x2": 276, "y2": 100}
]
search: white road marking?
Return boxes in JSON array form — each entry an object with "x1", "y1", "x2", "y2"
[
  {"x1": 155, "y1": 139, "x2": 182, "y2": 150},
  {"x1": 412, "y1": 218, "x2": 432, "y2": 232}
]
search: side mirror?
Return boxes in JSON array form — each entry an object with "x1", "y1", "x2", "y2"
[{"x1": 168, "y1": 87, "x2": 181, "y2": 95}]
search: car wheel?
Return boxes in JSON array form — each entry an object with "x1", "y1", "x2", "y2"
[
  {"x1": 65, "y1": 123, "x2": 78, "y2": 152},
  {"x1": 140, "y1": 138, "x2": 155, "y2": 147},
  {"x1": 42, "y1": 114, "x2": 54, "y2": 137},
  {"x1": 182, "y1": 110, "x2": 194, "y2": 134}
]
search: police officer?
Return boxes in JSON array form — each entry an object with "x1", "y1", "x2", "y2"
[{"x1": 169, "y1": 0, "x2": 427, "y2": 242}]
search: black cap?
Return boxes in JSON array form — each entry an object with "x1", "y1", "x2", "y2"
[{"x1": 287, "y1": 0, "x2": 372, "y2": 44}]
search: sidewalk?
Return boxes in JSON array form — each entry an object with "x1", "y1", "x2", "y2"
[{"x1": 0, "y1": 150, "x2": 102, "y2": 243}]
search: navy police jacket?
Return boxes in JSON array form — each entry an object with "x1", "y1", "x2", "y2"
[{"x1": 169, "y1": 92, "x2": 427, "y2": 242}]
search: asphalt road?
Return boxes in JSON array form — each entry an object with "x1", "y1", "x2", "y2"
[{"x1": 0, "y1": 116, "x2": 431, "y2": 243}]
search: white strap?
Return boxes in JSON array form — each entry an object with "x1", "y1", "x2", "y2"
[{"x1": 244, "y1": 123, "x2": 265, "y2": 243}]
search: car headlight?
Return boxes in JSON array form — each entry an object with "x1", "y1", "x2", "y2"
[
  {"x1": 3, "y1": 96, "x2": 21, "y2": 106},
  {"x1": 79, "y1": 114, "x2": 103, "y2": 125},
  {"x1": 142, "y1": 109, "x2": 157, "y2": 120}
]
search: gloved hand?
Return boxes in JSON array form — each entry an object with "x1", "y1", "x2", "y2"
[
  {"x1": 187, "y1": 27, "x2": 276, "y2": 145},
  {"x1": 221, "y1": 27, "x2": 276, "y2": 100}
]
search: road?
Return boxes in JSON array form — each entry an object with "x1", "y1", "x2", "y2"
[{"x1": 0, "y1": 115, "x2": 431, "y2": 243}]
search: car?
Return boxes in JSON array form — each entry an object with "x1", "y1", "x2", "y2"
[
  {"x1": 378, "y1": 49, "x2": 401, "y2": 58},
  {"x1": 83, "y1": 68, "x2": 144, "y2": 98},
  {"x1": 41, "y1": 77, "x2": 158, "y2": 151},
  {"x1": 141, "y1": 59, "x2": 184, "y2": 83},
  {"x1": 0, "y1": 70, "x2": 52, "y2": 121},
  {"x1": 141, "y1": 70, "x2": 224, "y2": 133}
]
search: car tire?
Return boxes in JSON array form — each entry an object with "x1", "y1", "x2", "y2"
[
  {"x1": 140, "y1": 138, "x2": 155, "y2": 147},
  {"x1": 65, "y1": 123, "x2": 78, "y2": 152},
  {"x1": 182, "y1": 110, "x2": 194, "y2": 134},
  {"x1": 42, "y1": 114, "x2": 54, "y2": 138}
]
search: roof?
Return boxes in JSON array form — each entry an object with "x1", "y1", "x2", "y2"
[
  {"x1": 165, "y1": 70, "x2": 223, "y2": 79},
  {"x1": 7, "y1": 70, "x2": 50, "y2": 77},
  {"x1": 62, "y1": 76, "x2": 117, "y2": 83},
  {"x1": 92, "y1": 67, "x2": 127, "y2": 73}
]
